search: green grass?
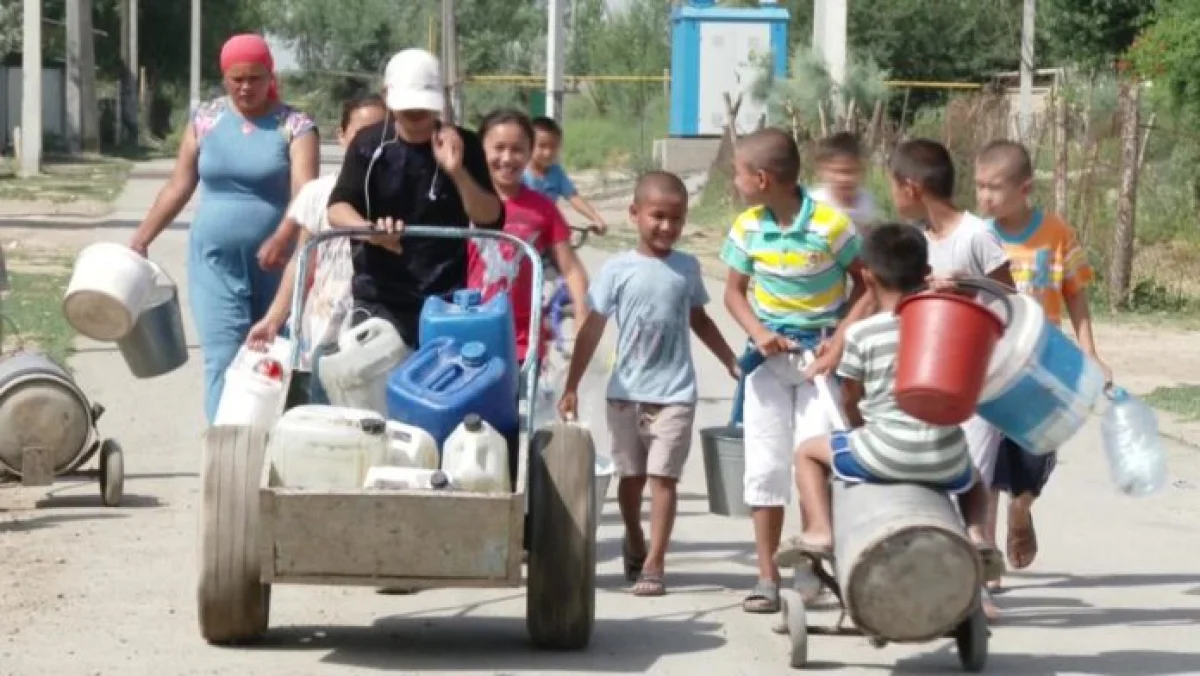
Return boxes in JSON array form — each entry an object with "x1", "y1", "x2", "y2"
[
  {"x1": 1142, "y1": 384, "x2": 1200, "y2": 422},
  {"x1": 1, "y1": 253, "x2": 76, "y2": 366},
  {"x1": 560, "y1": 94, "x2": 668, "y2": 173},
  {"x1": 0, "y1": 154, "x2": 131, "y2": 205}
]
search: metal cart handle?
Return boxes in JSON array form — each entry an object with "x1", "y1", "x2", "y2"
[{"x1": 288, "y1": 224, "x2": 545, "y2": 413}]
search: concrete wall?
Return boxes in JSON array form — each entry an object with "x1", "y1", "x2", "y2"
[{"x1": 0, "y1": 66, "x2": 67, "y2": 151}]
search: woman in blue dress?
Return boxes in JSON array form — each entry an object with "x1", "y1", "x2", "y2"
[{"x1": 129, "y1": 34, "x2": 319, "y2": 422}]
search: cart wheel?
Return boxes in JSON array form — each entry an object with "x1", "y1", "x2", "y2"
[
  {"x1": 98, "y1": 439, "x2": 124, "y2": 507},
  {"x1": 955, "y1": 604, "x2": 989, "y2": 672},
  {"x1": 197, "y1": 425, "x2": 271, "y2": 644},
  {"x1": 781, "y1": 589, "x2": 809, "y2": 668},
  {"x1": 526, "y1": 422, "x2": 596, "y2": 650}
]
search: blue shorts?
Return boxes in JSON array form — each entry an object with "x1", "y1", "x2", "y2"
[{"x1": 830, "y1": 431, "x2": 976, "y2": 495}]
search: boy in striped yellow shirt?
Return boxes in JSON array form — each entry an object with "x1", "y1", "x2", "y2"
[{"x1": 720, "y1": 128, "x2": 867, "y2": 614}]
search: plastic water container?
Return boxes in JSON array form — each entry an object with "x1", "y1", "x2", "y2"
[
  {"x1": 363, "y1": 466, "x2": 452, "y2": 490},
  {"x1": 319, "y1": 317, "x2": 410, "y2": 416},
  {"x1": 976, "y1": 294, "x2": 1107, "y2": 455},
  {"x1": 214, "y1": 353, "x2": 286, "y2": 429},
  {"x1": 442, "y1": 414, "x2": 510, "y2": 494},
  {"x1": 420, "y1": 289, "x2": 518, "y2": 388},
  {"x1": 1101, "y1": 387, "x2": 1168, "y2": 496},
  {"x1": 268, "y1": 405, "x2": 390, "y2": 489},
  {"x1": 384, "y1": 420, "x2": 440, "y2": 470},
  {"x1": 386, "y1": 337, "x2": 519, "y2": 448}
]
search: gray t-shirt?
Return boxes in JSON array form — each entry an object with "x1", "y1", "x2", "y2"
[
  {"x1": 589, "y1": 249, "x2": 710, "y2": 405},
  {"x1": 838, "y1": 313, "x2": 971, "y2": 485},
  {"x1": 925, "y1": 211, "x2": 1008, "y2": 278}
]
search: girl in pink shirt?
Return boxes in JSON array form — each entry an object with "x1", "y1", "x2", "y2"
[{"x1": 467, "y1": 109, "x2": 591, "y2": 364}]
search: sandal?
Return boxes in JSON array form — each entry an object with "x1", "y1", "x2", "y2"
[
  {"x1": 623, "y1": 537, "x2": 647, "y2": 583},
  {"x1": 774, "y1": 536, "x2": 834, "y2": 569},
  {"x1": 980, "y1": 586, "x2": 1000, "y2": 622},
  {"x1": 632, "y1": 572, "x2": 666, "y2": 597},
  {"x1": 978, "y1": 546, "x2": 1006, "y2": 582},
  {"x1": 1006, "y1": 499, "x2": 1039, "y2": 570},
  {"x1": 742, "y1": 579, "x2": 781, "y2": 614}
]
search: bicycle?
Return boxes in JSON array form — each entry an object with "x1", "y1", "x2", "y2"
[{"x1": 543, "y1": 224, "x2": 599, "y2": 356}]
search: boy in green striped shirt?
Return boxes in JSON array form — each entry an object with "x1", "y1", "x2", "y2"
[{"x1": 720, "y1": 128, "x2": 869, "y2": 613}]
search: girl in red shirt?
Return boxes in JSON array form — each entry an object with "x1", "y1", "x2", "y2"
[{"x1": 467, "y1": 109, "x2": 591, "y2": 364}]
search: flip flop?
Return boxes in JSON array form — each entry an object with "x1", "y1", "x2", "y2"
[
  {"x1": 774, "y1": 535, "x2": 834, "y2": 569},
  {"x1": 632, "y1": 572, "x2": 666, "y2": 597},
  {"x1": 1006, "y1": 499, "x2": 1039, "y2": 570},
  {"x1": 623, "y1": 537, "x2": 647, "y2": 583},
  {"x1": 978, "y1": 546, "x2": 1007, "y2": 582},
  {"x1": 980, "y1": 586, "x2": 1000, "y2": 622},
  {"x1": 743, "y1": 579, "x2": 780, "y2": 614}
]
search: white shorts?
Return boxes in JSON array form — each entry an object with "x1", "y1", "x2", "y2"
[
  {"x1": 742, "y1": 355, "x2": 840, "y2": 507},
  {"x1": 962, "y1": 414, "x2": 1002, "y2": 487}
]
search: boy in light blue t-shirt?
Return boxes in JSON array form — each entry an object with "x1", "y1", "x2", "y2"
[
  {"x1": 560, "y1": 171, "x2": 738, "y2": 598},
  {"x1": 524, "y1": 116, "x2": 609, "y2": 233}
]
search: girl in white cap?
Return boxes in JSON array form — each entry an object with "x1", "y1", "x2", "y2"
[{"x1": 327, "y1": 48, "x2": 504, "y2": 348}]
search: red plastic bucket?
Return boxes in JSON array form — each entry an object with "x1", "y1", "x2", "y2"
[{"x1": 894, "y1": 285, "x2": 1007, "y2": 425}]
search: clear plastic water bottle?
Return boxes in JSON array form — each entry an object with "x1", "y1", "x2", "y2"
[{"x1": 1101, "y1": 387, "x2": 1169, "y2": 496}]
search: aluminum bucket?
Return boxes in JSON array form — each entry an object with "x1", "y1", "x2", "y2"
[
  {"x1": 116, "y1": 263, "x2": 188, "y2": 379},
  {"x1": 699, "y1": 425, "x2": 751, "y2": 517}
]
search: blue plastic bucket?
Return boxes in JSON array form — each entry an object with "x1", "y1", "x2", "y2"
[{"x1": 976, "y1": 294, "x2": 1106, "y2": 455}]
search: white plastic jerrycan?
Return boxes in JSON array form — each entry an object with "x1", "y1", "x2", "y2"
[
  {"x1": 268, "y1": 405, "x2": 389, "y2": 489},
  {"x1": 363, "y1": 466, "x2": 452, "y2": 491},
  {"x1": 384, "y1": 420, "x2": 439, "y2": 470},
  {"x1": 318, "y1": 317, "x2": 410, "y2": 415},
  {"x1": 442, "y1": 414, "x2": 510, "y2": 494}
]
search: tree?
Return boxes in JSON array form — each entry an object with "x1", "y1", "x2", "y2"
[
  {"x1": 1039, "y1": 0, "x2": 1155, "y2": 68},
  {"x1": 1128, "y1": 0, "x2": 1200, "y2": 125}
]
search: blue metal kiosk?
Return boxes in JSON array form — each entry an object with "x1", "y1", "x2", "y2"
[{"x1": 669, "y1": 0, "x2": 790, "y2": 137}]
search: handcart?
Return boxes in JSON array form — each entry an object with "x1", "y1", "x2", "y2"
[
  {"x1": 196, "y1": 226, "x2": 598, "y2": 650},
  {"x1": 0, "y1": 243, "x2": 124, "y2": 506},
  {"x1": 774, "y1": 371, "x2": 989, "y2": 672}
]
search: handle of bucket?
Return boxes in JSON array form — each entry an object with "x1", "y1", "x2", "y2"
[
  {"x1": 288, "y1": 225, "x2": 544, "y2": 406},
  {"x1": 948, "y1": 277, "x2": 1015, "y2": 328},
  {"x1": 804, "y1": 350, "x2": 849, "y2": 431}
]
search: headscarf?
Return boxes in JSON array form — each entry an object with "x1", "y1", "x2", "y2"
[{"x1": 219, "y1": 34, "x2": 279, "y2": 101}]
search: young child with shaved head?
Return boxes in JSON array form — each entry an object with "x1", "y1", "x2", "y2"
[
  {"x1": 559, "y1": 171, "x2": 738, "y2": 597},
  {"x1": 975, "y1": 138, "x2": 1111, "y2": 589}
]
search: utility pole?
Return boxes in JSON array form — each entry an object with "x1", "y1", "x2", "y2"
[
  {"x1": 546, "y1": 0, "x2": 566, "y2": 123},
  {"x1": 80, "y1": 0, "x2": 99, "y2": 152},
  {"x1": 130, "y1": 0, "x2": 139, "y2": 140},
  {"x1": 190, "y1": 0, "x2": 201, "y2": 114},
  {"x1": 19, "y1": 0, "x2": 43, "y2": 177},
  {"x1": 66, "y1": 0, "x2": 84, "y2": 154},
  {"x1": 811, "y1": 0, "x2": 847, "y2": 115},
  {"x1": 1019, "y1": 0, "x2": 1036, "y2": 143},
  {"x1": 440, "y1": 0, "x2": 460, "y2": 122}
]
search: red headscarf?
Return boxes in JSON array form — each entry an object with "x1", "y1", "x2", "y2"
[{"x1": 219, "y1": 34, "x2": 279, "y2": 101}]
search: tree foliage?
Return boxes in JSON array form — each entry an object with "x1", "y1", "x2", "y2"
[
  {"x1": 1038, "y1": 0, "x2": 1155, "y2": 68},
  {"x1": 1129, "y1": 0, "x2": 1200, "y2": 124}
]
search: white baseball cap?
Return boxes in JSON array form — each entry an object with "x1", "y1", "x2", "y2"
[{"x1": 383, "y1": 49, "x2": 444, "y2": 113}]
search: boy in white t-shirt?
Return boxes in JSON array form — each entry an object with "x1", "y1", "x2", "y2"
[
  {"x1": 246, "y1": 95, "x2": 388, "y2": 385},
  {"x1": 886, "y1": 138, "x2": 1016, "y2": 621},
  {"x1": 809, "y1": 132, "x2": 879, "y2": 229}
]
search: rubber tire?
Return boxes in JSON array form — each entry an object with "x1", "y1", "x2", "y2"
[
  {"x1": 526, "y1": 422, "x2": 596, "y2": 650},
  {"x1": 98, "y1": 440, "x2": 124, "y2": 507},
  {"x1": 781, "y1": 589, "x2": 809, "y2": 669},
  {"x1": 955, "y1": 605, "x2": 989, "y2": 672},
  {"x1": 197, "y1": 425, "x2": 271, "y2": 644}
]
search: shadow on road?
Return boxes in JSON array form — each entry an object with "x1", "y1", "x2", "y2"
[
  {"x1": 0, "y1": 218, "x2": 188, "y2": 231},
  {"x1": 0, "y1": 510, "x2": 126, "y2": 533},
  {"x1": 887, "y1": 646, "x2": 1200, "y2": 675},
  {"x1": 241, "y1": 611, "x2": 728, "y2": 672}
]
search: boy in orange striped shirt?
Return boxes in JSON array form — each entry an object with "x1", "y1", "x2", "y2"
[{"x1": 975, "y1": 139, "x2": 1112, "y2": 585}]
